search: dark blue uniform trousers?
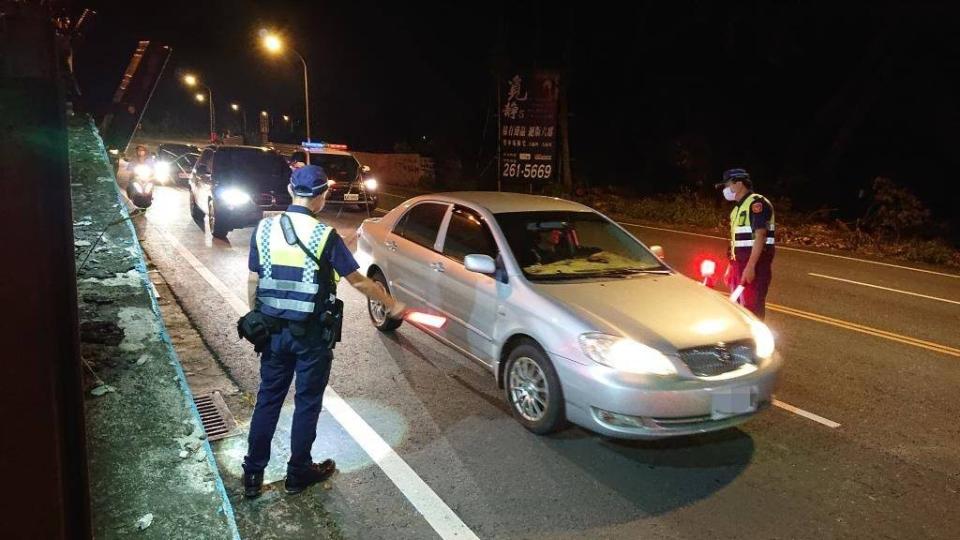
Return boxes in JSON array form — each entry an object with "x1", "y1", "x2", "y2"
[
  {"x1": 242, "y1": 327, "x2": 333, "y2": 475},
  {"x1": 729, "y1": 252, "x2": 774, "y2": 320}
]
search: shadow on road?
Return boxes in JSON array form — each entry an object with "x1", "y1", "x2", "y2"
[{"x1": 375, "y1": 325, "x2": 755, "y2": 533}]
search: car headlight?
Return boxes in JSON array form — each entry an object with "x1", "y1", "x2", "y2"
[
  {"x1": 154, "y1": 161, "x2": 171, "y2": 180},
  {"x1": 363, "y1": 178, "x2": 378, "y2": 191},
  {"x1": 219, "y1": 187, "x2": 251, "y2": 208},
  {"x1": 749, "y1": 320, "x2": 775, "y2": 359},
  {"x1": 134, "y1": 164, "x2": 152, "y2": 180},
  {"x1": 578, "y1": 333, "x2": 677, "y2": 375}
]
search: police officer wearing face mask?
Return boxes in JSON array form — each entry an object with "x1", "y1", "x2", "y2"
[
  {"x1": 718, "y1": 168, "x2": 775, "y2": 319},
  {"x1": 240, "y1": 164, "x2": 406, "y2": 498}
]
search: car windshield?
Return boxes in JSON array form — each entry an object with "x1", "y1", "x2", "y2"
[
  {"x1": 495, "y1": 210, "x2": 668, "y2": 280},
  {"x1": 309, "y1": 153, "x2": 359, "y2": 183},
  {"x1": 216, "y1": 148, "x2": 290, "y2": 187}
]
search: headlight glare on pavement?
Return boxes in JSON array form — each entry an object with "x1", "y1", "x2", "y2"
[
  {"x1": 220, "y1": 187, "x2": 251, "y2": 208},
  {"x1": 579, "y1": 333, "x2": 677, "y2": 375},
  {"x1": 750, "y1": 320, "x2": 775, "y2": 358}
]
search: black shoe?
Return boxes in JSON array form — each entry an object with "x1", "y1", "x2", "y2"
[
  {"x1": 284, "y1": 459, "x2": 336, "y2": 494},
  {"x1": 243, "y1": 471, "x2": 263, "y2": 499}
]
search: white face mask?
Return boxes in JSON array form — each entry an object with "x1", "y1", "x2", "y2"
[{"x1": 723, "y1": 186, "x2": 737, "y2": 201}]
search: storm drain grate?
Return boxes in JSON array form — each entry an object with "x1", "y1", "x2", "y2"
[{"x1": 193, "y1": 391, "x2": 238, "y2": 441}]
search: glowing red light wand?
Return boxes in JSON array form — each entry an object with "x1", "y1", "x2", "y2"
[{"x1": 404, "y1": 311, "x2": 447, "y2": 329}]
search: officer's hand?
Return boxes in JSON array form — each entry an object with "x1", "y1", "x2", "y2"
[{"x1": 741, "y1": 265, "x2": 756, "y2": 284}]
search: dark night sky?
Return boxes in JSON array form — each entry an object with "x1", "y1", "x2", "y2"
[{"x1": 73, "y1": 1, "x2": 960, "y2": 232}]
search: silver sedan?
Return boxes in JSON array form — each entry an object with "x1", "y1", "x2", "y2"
[{"x1": 355, "y1": 192, "x2": 781, "y2": 439}]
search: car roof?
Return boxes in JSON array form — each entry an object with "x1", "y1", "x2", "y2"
[
  {"x1": 209, "y1": 144, "x2": 276, "y2": 152},
  {"x1": 409, "y1": 191, "x2": 594, "y2": 214},
  {"x1": 304, "y1": 148, "x2": 353, "y2": 157}
]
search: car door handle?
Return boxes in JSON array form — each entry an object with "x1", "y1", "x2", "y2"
[
  {"x1": 430, "y1": 262, "x2": 445, "y2": 273},
  {"x1": 384, "y1": 240, "x2": 398, "y2": 251}
]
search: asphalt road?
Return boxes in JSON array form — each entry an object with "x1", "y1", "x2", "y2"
[{"x1": 132, "y1": 179, "x2": 960, "y2": 539}]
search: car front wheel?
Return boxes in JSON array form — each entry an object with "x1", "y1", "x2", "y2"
[
  {"x1": 367, "y1": 270, "x2": 402, "y2": 332},
  {"x1": 190, "y1": 191, "x2": 203, "y2": 221},
  {"x1": 504, "y1": 340, "x2": 565, "y2": 435},
  {"x1": 208, "y1": 199, "x2": 229, "y2": 239}
]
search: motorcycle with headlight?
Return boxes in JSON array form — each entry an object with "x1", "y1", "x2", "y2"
[{"x1": 126, "y1": 163, "x2": 157, "y2": 208}]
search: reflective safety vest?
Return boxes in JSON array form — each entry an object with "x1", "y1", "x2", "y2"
[
  {"x1": 255, "y1": 212, "x2": 339, "y2": 321},
  {"x1": 730, "y1": 193, "x2": 775, "y2": 259}
]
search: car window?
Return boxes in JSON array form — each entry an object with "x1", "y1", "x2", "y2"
[
  {"x1": 442, "y1": 206, "x2": 497, "y2": 262},
  {"x1": 394, "y1": 203, "x2": 448, "y2": 250},
  {"x1": 309, "y1": 153, "x2": 359, "y2": 183},
  {"x1": 495, "y1": 210, "x2": 668, "y2": 280}
]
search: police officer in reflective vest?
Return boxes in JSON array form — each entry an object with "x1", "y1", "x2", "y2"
[
  {"x1": 719, "y1": 168, "x2": 775, "y2": 319},
  {"x1": 241, "y1": 164, "x2": 405, "y2": 498}
]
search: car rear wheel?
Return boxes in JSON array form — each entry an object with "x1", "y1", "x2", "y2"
[
  {"x1": 368, "y1": 270, "x2": 402, "y2": 332},
  {"x1": 208, "y1": 199, "x2": 229, "y2": 239},
  {"x1": 504, "y1": 340, "x2": 565, "y2": 435}
]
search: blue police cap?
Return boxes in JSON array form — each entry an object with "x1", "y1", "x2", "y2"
[
  {"x1": 716, "y1": 168, "x2": 752, "y2": 188},
  {"x1": 289, "y1": 164, "x2": 329, "y2": 197}
]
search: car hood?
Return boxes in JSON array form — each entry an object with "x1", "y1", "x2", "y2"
[{"x1": 531, "y1": 273, "x2": 754, "y2": 352}]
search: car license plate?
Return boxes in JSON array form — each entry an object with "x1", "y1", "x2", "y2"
[
  {"x1": 710, "y1": 385, "x2": 758, "y2": 419},
  {"x1": 263, "y1": 211, "x2": 282, "y2": 219},
  {"x1": 344, "y1": 193, "x2": 360, "y2": 202}
]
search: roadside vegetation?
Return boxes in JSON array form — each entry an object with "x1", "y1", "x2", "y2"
[{"x1": 566, "y1": 179, "x2": 959, "y2": 269}]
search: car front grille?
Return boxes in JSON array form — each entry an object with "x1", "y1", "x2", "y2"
[{"x1": 678, "y1": 340, "x2": 756, "y2": 377}]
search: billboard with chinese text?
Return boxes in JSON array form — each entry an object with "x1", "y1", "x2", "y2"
[{"x1": 500, "y1": 70, "x2": 560, "y2": 184}]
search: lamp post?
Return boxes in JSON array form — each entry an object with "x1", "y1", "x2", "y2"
[
  {"x1": 230, "y1": 102, "x2": 247, "y2": 143},
  {"x1": 260, "y1": 31, "x2": 311, "y2": 141},
  {"x1": 183, "y1": 74, "x2": 215, "y2": 141}
]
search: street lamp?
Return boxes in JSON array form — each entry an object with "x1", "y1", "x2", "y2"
[
  {"x1": 282, "y1": 115, "x2": 290, "y2": 122},
  {"x1": 194, "y1": 93, "x2": 206, "y2": 102},
  {"x1": 182, "y1": 73, "x2": 216, "y2": 141},
  {"x1": 230, "y1": 103, "x2": 247, "y2": 142},
  {"x1": 260, "y1": 30, "x2": 312, "y2": 141}
]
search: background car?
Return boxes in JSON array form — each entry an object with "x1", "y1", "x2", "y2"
[
  {"x1": 290, "y1": 142, "x2": 378, "y2": 210},
  {"x1": 157, "y1": 143, "x2": 200, "y2": 185},
  {"x1": 355, "y1": 192, "x2": 781, "y2": 439},
  {"x1": 188, "y1": 145, "x2": 291, "y2": 239}
]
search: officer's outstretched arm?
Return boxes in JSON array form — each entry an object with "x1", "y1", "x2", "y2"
[{"x1": 345, "y1": 271, "x2": 406, "y2": 318}]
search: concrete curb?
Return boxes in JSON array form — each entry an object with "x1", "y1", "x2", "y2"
[{"x1": 85, "y1": 117, "x2": 241, "y2": 540}]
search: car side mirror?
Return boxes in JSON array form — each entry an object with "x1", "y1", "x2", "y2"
[
  {"x1": 464, "y1": 254, "x2": 497, "y2": 275},
  {"x1": 361, "y1": 165, "x2": 371, "y2": 173},
  {"x1": 650, "y1": 245, "x2": 665, "y2": 260}
]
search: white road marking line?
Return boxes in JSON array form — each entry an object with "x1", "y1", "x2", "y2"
[
  {"x1": 808, "y1": 273, "x2": 960, "y2": 306},
  {"x1": 148, "y1": 219, "x2": 480, "y2": 540},
  {"x1": 616, "y1": 222, "x2": 960, "y2": 279},
  {"x1": 153, "y1": 226, "x2": 249, "y2": 316},
  {"x1": 771, "y1": 399, "x2": 841, "y2": 428}
]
